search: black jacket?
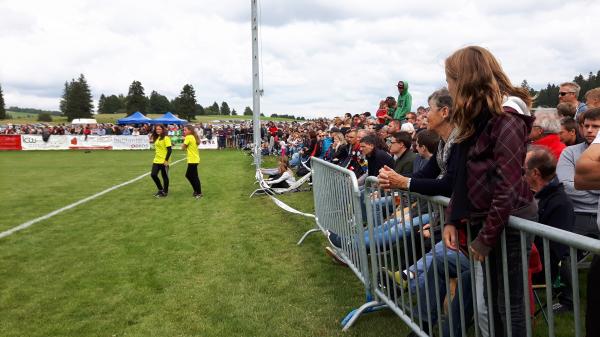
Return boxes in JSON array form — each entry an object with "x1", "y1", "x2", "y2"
[{"x1": 366, "y1": 148, "x2": 394, "y2": 177}]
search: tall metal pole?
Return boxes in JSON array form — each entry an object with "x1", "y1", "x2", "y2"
[{"x1": 251, "y1": 0, "x2": 261, "y2": 168}]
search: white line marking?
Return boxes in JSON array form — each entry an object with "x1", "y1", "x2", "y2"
[{"x1": 0, "y1": 157, "x2": 186, "y2": 240}]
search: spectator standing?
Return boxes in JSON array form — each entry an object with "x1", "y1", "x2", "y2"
[
  {"x1": 557, "y1": 107, "x2": 600, "y2": 240},
  {"x1": 443, "y1": 46, "x2": 536, "y2": 337},
  {"x1": 559, "y1": 81, "x2": 587, "y2": 118},
  {"x1": 574, "y1": 126, "x2": 600, "y2": 337},
  {"x1": 395, "y1": 81, "x2": 412, "y2": 121}
]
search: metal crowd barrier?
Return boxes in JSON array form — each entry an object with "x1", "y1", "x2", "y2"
[
  {"x1": 307, "y1": 157, "x2": 386, "y2": 330},
  {"x1": 362, "y1": 176, "x2": 600, "y2": 337},
  {"x1": 309, "y1": 157, "x2": 600, "y2": 336}
]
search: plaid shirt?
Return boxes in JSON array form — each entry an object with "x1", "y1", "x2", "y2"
[{"x1": 447, "y1": 109, "x2": 534, "y2": 252}]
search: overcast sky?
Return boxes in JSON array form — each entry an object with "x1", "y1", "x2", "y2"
[{"x1": 0, "y1": 0, "x2": 598, "y2": 118}]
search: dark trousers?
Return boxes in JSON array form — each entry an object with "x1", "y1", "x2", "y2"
[
  {"x1": 151, "y1": 163, "x2": 169, "y2": 193},
  {"x1": 185, "y1": 164, "x2": 202, "y2": 194},
  {"x1": 484, "y1": 228, "x2": 532, "y2": 337},
  {"x1": 587, "y1": 255, "x2": 600, "y2": 337}
]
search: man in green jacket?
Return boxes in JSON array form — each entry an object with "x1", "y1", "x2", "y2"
[{"x1": 396, "y1": 80, "x2": 412, "y2": 121}]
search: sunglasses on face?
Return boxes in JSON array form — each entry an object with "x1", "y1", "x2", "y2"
[{"x1": 559, "y1": 92, "x2": 574, "y2": 96}]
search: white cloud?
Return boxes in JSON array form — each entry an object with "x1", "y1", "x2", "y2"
[{"x1": 0, "y1": 0, "x2": 598, "y2": 118}]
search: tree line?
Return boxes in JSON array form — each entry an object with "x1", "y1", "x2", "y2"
[{"x1": 522, "y1": 70, "x2": 600, "y2": 108}]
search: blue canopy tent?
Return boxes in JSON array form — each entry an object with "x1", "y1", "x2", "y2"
[
  {"x1": 151, "y1": 112, "x2": 187, "y2": 125},
  {"x1": 117, "y1": 111, "x2": 152, "y2": 125}
]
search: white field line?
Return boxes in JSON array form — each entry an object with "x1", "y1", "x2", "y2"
[{"x1": 0, "y1": 157, "x2": 186, "y2": 240}]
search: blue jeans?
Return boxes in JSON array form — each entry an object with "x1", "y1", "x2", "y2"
[
  {"x1": 417, "y1": 242, "x2": 472, "y2": 337},
  {"x1": 407, "y1": 240, "x2": 467, "y2": 294}
]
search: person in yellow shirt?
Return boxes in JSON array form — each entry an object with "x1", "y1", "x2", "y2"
[
  {"x1": 182, "y1": 125, "x2": 202, "y2": 198},
  {"x1": 150, "y1": 124, "x2": 172, "y2": 198}
]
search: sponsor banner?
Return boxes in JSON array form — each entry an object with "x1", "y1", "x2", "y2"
[
  {"x1": 21, "y1": 135, "x2": 70, "y2": 150},
  {"x1": 68, "y1": 135, "x2": 113, "y2": 150},
  {"x1": 0, "y1": 135, "x2": 22, "y2": 150},
  {"x1": 199, "y1": 138, "x2": 218, "y2": 149},
  {"x1": 112, "y1": 135, "x2": 151, "y2": 150}
]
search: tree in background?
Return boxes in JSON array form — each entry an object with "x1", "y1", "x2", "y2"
[
  {"x1": 208, "y1": 102, "x2": 220, "y2": 115},
  {"x1": 175, "y1": 84, "x2": 197, "y2": 121},
  {"x1": 59, "y1": 81, "x2": 70, "y2": 116},
  {"x1": 243, "y1": 106, "x2": 253, "y2": 116},
  {"x1": 220, "y1": 101, "x2": 231, "y2": 116},
  {"x1": 231, "y1": 108, "x2": 237, "y2": 116},
  {"x1": 125, "y1": 80, "x2": 148, "y2": 115},
  {"x1": 97, "y1": 94, "x2": 107, "y2": 114},
  {"x1": 149, "y1": 90, "x2": 172, "y2": 114},
  {"x1": 195, "y1": 104, "x2": 206, "y2": 116},
  {"x1": 62, "y1": 74, "x2": 94, "y2": 121},
  {"x1": 0, "y1": 84, "x2": 6, "y2": 119},
  {"x1": 530, "y1": 70, "x2": 600, "y2": 107}
]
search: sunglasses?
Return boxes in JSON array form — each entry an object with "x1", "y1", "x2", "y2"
[{"x1": 559, "y1": 92, "x2": 574, "y2": 96}]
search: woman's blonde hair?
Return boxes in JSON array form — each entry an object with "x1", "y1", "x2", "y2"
[{"x1": 445, "y1": 46, "x2": 531, "y2": 142}]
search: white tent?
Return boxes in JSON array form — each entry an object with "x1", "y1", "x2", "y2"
[{"x1": 71, "y1": 118, "x2": 98, "y2": 125}]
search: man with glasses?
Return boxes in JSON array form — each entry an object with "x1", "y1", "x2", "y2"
[
  {"x1": 559, "y1": 81, "x2": 587, "y2": 118},
  {"x1": 388, "y1": 131, "x2": 416, "y2": 176}
]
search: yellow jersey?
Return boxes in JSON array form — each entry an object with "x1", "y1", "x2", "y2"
[
  {"x1": 184, "y1": 135, "x2": 200, "y2": 164},
  {"x1": 153, "y1": 136, "x2": 172, "y2": 164}
]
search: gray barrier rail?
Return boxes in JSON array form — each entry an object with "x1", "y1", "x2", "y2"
[
  {"x1": 361, "y1": 176, "x2": 600, "y2": 337},
  {"x1": 308, "y1": 157, "x2": 386, "y2": 330}
]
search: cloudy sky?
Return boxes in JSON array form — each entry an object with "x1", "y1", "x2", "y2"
[{"x1": 0, "y1": 0, "x2": 598, "y2": 118}]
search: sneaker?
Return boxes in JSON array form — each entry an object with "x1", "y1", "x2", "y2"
[
  {"x1": 382, "y1": 267, "x2": 408, "y2": 289},
  {"x1": 326, "y1": 230, "x2": 343, "y2": 249},
  {"x1": 154, "y1": 190, "x2": 164, "y2": 198},
  {"x1": 325, "y1": 246, "x2": 347, "y2": 267},
  {"x1": 193, "y1": 193, "x2": 203, "y2": 199},
  {"x1": 156, "y1": 191, "x2": 167, "y2": 198}
]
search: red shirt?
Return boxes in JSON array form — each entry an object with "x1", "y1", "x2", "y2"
[
  {"x1": 376, "y1": 108, "x2": 388, "y2": 124},
  {"x1": 533, "y1": 134, "x2": 566, "y2": 161}
]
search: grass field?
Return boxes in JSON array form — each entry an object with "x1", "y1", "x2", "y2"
[
  {"x1": 0, "y1": 149, "x2": 408, "y2": 337},
  {"x1": 3, "y1": 112, "x2": 297, "y2": 125}
]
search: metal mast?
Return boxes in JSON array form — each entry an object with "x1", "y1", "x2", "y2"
[{"x1": 251, "y1": 0, "x2": 261, "y2": 167}]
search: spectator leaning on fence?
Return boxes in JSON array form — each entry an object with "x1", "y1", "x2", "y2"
[
  {"x1": 443, "y1": 46, "x2": 536, "y2": 337},
  {"x1": 388, "y1": 131, "x2": 416, "y2": 176},
  {"x1": 574, "y1": 128, "x2": 600, "y2": 337},
  {"x1": 557, "y1": 107, "x2": 600, "y2": 240},
  {"x1": 412, "y1": 130, "x2": 438, "y2": 173},
  {"x1": 529, "y1": 108, "x2": 566, "y2": 160}
]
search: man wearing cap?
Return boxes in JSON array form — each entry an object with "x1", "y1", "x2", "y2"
[{"x1": 395, "y1": 80, "x2": 413, "y2": 121}]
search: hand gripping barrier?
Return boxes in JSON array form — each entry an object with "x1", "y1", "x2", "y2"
[{"x1": 362, "y1": 176, "x2": 600, "y2": 337}]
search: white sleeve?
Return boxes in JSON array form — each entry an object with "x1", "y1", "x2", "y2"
[
  {"x1": 594, "y1": 132, "x2": 600, "y2": 144},
  {"x1": 267, "y1": 171, "x2": 291, "y2": 185}
]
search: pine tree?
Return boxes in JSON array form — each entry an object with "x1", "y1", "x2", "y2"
[
  {"x1": 231, "y1": 108, "x2": 237, "y2": 116},
  {"x1": 244, "y1": 106, "x2": 253, "y2": 116},
  {"x1": 210, "y1": 102, "x2": 220, "y2": 115},
  {"x1": 64, "y1": 74, "x2": 94, "y2": 121},
  {"x1": 125, "y1": 80, "x2": 148, "y2": 115},
  {"x1": 220, "y1": 101, "x2": 231, "y2": 115},
  {"x1": 196, "y1": 104, "x2": 205, "y2": 115},
  {"x1": 176, "y1": 84, "x2": 197, "y2": 121},
  {"x1": 102, "y1": 95, "x2": 124, "y2": 114},
  {"x1": 59, "y1": 81, "x2": 70, "y2": 115},
  {"x1": 149, "y1": 91, "x2": 172, "y2": 114},
  {"x1": 0, "y1": 84, "x2": 6, "y2": 119},
  {"x1": 98, "y1": 94, "x2": 107, "y2": 114}
]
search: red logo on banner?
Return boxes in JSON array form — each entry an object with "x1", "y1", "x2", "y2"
[{"x1": 0, "y1": 135, "x2": 22, "y2": 150}]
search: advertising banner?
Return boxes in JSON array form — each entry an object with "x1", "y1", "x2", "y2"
[
  {"x1": 112, "y1": 135, "x2": 150, "y2": 150},
  {"x1": 0, "y1": 135, "x2": 22, "y2": 150},
  {"x1": 68, "y1": 135, "x2": 113, "y2": 150},
  {"x1": 199, "y1": 138, "x2": 218, "y2": 150},
  {"x1": 21, "y1": 135, "x2": 69, "y2": 150}
]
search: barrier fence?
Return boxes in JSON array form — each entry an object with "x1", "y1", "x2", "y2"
[{"x1": 310, "y1": 157, "x2": 600, "y2": 336}]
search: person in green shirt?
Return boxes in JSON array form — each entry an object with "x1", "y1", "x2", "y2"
[
  {"x1": 396, "y1": 80, "x2": 413, "y2": 121},
  {"x1": 182, "y1": 125, "x2": 202, "y2": 199}
]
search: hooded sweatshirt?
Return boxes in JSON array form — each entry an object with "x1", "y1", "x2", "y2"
[{"x1": 395, "y1": 81, "x2": 412, "y2": 120}]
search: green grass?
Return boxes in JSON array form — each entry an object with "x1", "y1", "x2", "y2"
[
  {"x1": 0, "y1": 150, "x2": 407, "y2": 337},
  {"x1": 3, "y1": 112, "x2": 297, "y2": 125}
]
